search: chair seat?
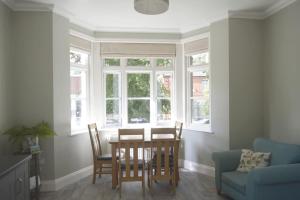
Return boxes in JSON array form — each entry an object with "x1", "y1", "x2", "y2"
[
  {"x1": 222, "y1": 171, "x2": 247, "y2": 194},
  {"x1": 97, "y1": 154, "x2": 119, "y2": 161},
  {"x1": 120, "y1": 159, "x2": 144, "y2": 170}
]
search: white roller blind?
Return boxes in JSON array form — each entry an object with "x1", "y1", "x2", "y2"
[
  {"x1": 184, "y1": 38, "x2": 209, "y2": 55},
  {"x1": 70, "y1": 35, "x2": 91, "y2": 51},
  {"x1": 100, "y1": 43, "x2": 176, "y2": 57}
]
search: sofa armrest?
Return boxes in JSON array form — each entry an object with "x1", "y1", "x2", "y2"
[
  {"x1": 248, "y1": 163, "x2": 300, "y2": 185},
  {"x1": 212, "y1": 150, "x2": 242, "y2": 172},
  {"x1": 212, "y1": 150, "x2": 241, "y2": 192}
]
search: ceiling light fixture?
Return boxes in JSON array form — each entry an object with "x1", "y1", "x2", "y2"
[{"x1": 134, "y1": 0, "x2": 169, "y2": 15}]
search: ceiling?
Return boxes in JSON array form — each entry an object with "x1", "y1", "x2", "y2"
[{"x1": 7, "y1": 0, "x2": 293, "y2": 33}]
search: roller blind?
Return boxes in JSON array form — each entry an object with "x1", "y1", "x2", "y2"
[
  {"x1": 100, "y1": 43, "x2": 176, "y2": 57},
  {"x1": 70, "y1": 35, "x2": 91, "y2": 51},
  {"x1": 184, "y1": 38, "x2": 209, "y2": 55}
]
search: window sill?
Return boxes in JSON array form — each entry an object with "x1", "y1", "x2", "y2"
[
  {"x1": 69, "y1": 129, "x2": 88, "y2": 136},
  {"x1": 183, "y1": 125, "x2": 213, "y2": 134}
]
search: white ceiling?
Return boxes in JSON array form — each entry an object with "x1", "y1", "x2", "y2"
[{"x1": 9, "y1": 0, "x2": 292, "y2": 33}]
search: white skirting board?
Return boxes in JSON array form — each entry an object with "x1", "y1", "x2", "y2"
[
  {"x1": 41, "y1": 165, "x2": 93, "y2": 192},
  {"x1": 179, "y1": 159, "x2": 215, "y2": 177},
  {"x1": 41, "y1": 160, "x2": 214, "y2": 191}
]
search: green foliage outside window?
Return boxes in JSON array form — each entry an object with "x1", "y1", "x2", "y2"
[
  {"x1": 105, "y1": 58, "x2": 120, "y2": 66},
  {"x1": 128, "y1": 100, "x2": 150, "y2": 123},
  {"x1": 127, "y1": 74, "x2": 150, "y2": 97},
  {"x1": 156, "y1": 58, "x2": 172, "y2": 67},
  {"x1": 127, "y1": 58, "x2": 150, "y2": 66}
]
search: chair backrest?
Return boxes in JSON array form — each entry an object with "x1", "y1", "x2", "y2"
[
  {"x1": 88, "y1": 123, "x2": 102, "y2": 162},
  {"x1": 151, "y1": 128, "x2": 176, "y2": 141},
  {"x1": 118, "y1": 129, "x2": 145, "y2": 181},
  {"x1": 150, "y1": 139, "x2": 179, "y2": 180},
  {"x1": 118, "y1": 128, "x2": 144, "y2": 141},
  {"x1": 175, "y1": 121, "x2": 183, "y2": 139}
]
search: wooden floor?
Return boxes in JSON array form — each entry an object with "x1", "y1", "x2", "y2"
[{"x1": 40, "y1": 169, "x2": 229, "y2": 200}]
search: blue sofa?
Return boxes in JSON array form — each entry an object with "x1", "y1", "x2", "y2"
[{"x1": 212, "y1": 138, "x2": 300, "y2": 200}]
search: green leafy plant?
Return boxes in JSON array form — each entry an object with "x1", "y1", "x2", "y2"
[{"x1": 2, "y1": 121, "x2": 56, "y2": 151}]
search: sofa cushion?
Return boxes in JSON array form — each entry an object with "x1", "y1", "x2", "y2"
[
  {"x1": 253, "y1": 138, "x2": 300, "y2": 165},
  {"x1": 237, "y1": 149, "x2": 271, "y2": 172},
  {"x1": 222, "y1": 171, "x2": 247, "y2": 194}
]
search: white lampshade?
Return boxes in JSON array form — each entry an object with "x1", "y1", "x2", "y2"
[{"x1": 134, "y1": 0, "x2": 169, "y2": 15}]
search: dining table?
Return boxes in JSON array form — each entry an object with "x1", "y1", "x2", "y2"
[{"x1": 109, "y1": 137, "x2": 180, "y2": 189}]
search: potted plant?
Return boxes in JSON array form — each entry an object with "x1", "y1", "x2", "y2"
[{"x1": 2, "y1": 121, "x2": 56, "y2": 153}]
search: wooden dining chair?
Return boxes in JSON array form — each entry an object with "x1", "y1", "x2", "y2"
[
  {"x1": 88, "y1": 123, "x2": 115, "y2": 184},
  {"x1": 118, "y1": 128, "x2": 145, "y2": 197},
  {"x1": 148, "y1": 128, "x2": 178, "y2": 190},
  {"x1": 175, "y1": 121, "x2": 183, "y2": 139},
  {"x1": 147, "y1": 138, "x2": 179, "y2": 192},
  {"x1": 175, "y1": 121, "x2": 183, "y2": 181}
]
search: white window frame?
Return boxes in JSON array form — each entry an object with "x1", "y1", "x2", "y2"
[
  {"x1": 70, "y1": 47, "x2": 91, "y2": 135},
  {"x1": 186, "y1": 50, "x2": 211, "y2": 132},
  {"x1": 102, "y1": 57, "x2": 175, "y2": 128},
  {"x1": 103, "y1": 71, "x2": 122, "y2": 127}
]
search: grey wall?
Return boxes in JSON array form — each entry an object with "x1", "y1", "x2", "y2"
[
  {"x1": 264, "y1": 1, "x2": 300, "y2": 144},
  {"x1": 181, "y1": 19, "x2": 230, "y2": 166},
  {"x1": 12, "y1": 11, "x2": 55, "y2": 180},
  {"x1": 0, "y1": 2, "x2": 13, "y2": 155},
  {"x1": 228, "y1": 19, "x2": 264, "y2": 149},
  {"x1": 53, "y1": 14, "x2": 92, "y2": 179}
]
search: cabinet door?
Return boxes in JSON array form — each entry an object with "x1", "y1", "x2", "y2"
[
  {"x1": 0, "y1": 171, "x2": 15, "y2": 200},
  {"x1": 15, "y1": 162, "x2": 29, "y2": 200}
]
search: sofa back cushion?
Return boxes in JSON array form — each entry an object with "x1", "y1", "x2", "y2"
[{"x1": 253, "y1": 138, "x2": 300, "y2": 165}]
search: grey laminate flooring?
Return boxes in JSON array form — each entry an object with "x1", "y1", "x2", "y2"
[{"x1": 40, "y1": 169, "x2": 229, "y2": 200}]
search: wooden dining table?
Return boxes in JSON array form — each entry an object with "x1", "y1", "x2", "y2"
[{"x1": 109, "y1": 138, "x2": 180, "y2": 189}]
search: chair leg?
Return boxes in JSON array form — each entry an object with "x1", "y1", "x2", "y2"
[
  {"x1": 92, "y1": 165, "x2": 96, "y2": 184},
  {"x1": 99, "y1": 164, "x2": 102, "y2": 178}
]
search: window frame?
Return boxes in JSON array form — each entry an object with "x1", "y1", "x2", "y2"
[
  {"x1": 186, "y1": 49, "x2": 211, "y2": 132},
  {"x1": 102, "y1": 57, "x2": 175, "y2": 128},
  {"x1": 70, "y1": 47, "x2": 91, "y2": 135}
]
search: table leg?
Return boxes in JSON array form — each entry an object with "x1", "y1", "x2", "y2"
[
  {"x1": 175, "y1": 142, "x2": 179, "y2": 186},
  {"x1": 111, "y1": 143, "x2": 117, "y2": 189}
]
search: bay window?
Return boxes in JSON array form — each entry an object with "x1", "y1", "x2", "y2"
[{"x1": 102, "y1": 56, "x2": 174, "y2": 128}]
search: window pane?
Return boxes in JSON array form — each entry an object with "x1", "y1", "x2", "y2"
[
  {"x1": 157, "y1": 73, "x2": 172, "y2": 97},
  {"x1": 104, "y1": 58, "x2": 120, "y2": 67},
  {"x1": 191, "y1": 99, "x2": 210, "y2": 124},
  {"x1": 71, "y1": 98, "x2": 87, "y2": 130},
  {"x1": 127, "y1": 73, "x2": 150, "y2": 97},
  {"x1": 127, "y1": 58, "x2": 150, "y2": 67},
  {"x1": 70, "y1": 50, "x2": 88, "y2": 65},
  {"x1": 157, "y1": 99, "x2": 171, "y2": 121},
  {"x1": 106, "y1": 99, "x2": 120, "y2": 126},
  {"x1": 106, "y1": 74, "x2": 119, "y2": 98},
  {"x1": 191, "y1": 70, "x2": 209, "y2": 97},
  {"x1": 189, "y1": 52, "x2": 209, "y2": 66},
  {"x1": 71, "y1": 69, "x2": 87, "y2": 98},
  {"x1": 128, "y1": 100, "x2": 150, "y2": 124},
  {"x1": 156, "y1": 58, "x2": 172, "y2": 67}
]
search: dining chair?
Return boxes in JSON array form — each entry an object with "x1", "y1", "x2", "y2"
[
  {"x1": 174, "y1": 121, "x2": 183, "y2": 181},
  {"x1": 88, "y1": 123, "x2": 115, "y2": 184},
  {"x1": 118, "y1": 128, "x2": 145, "y2": 197},
  {"x1": 175, "y1": 121, "x2": 183, "y2": 139},
  {"x1": 147, "y1": 137, "x2": 179, "y2": 192}
]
